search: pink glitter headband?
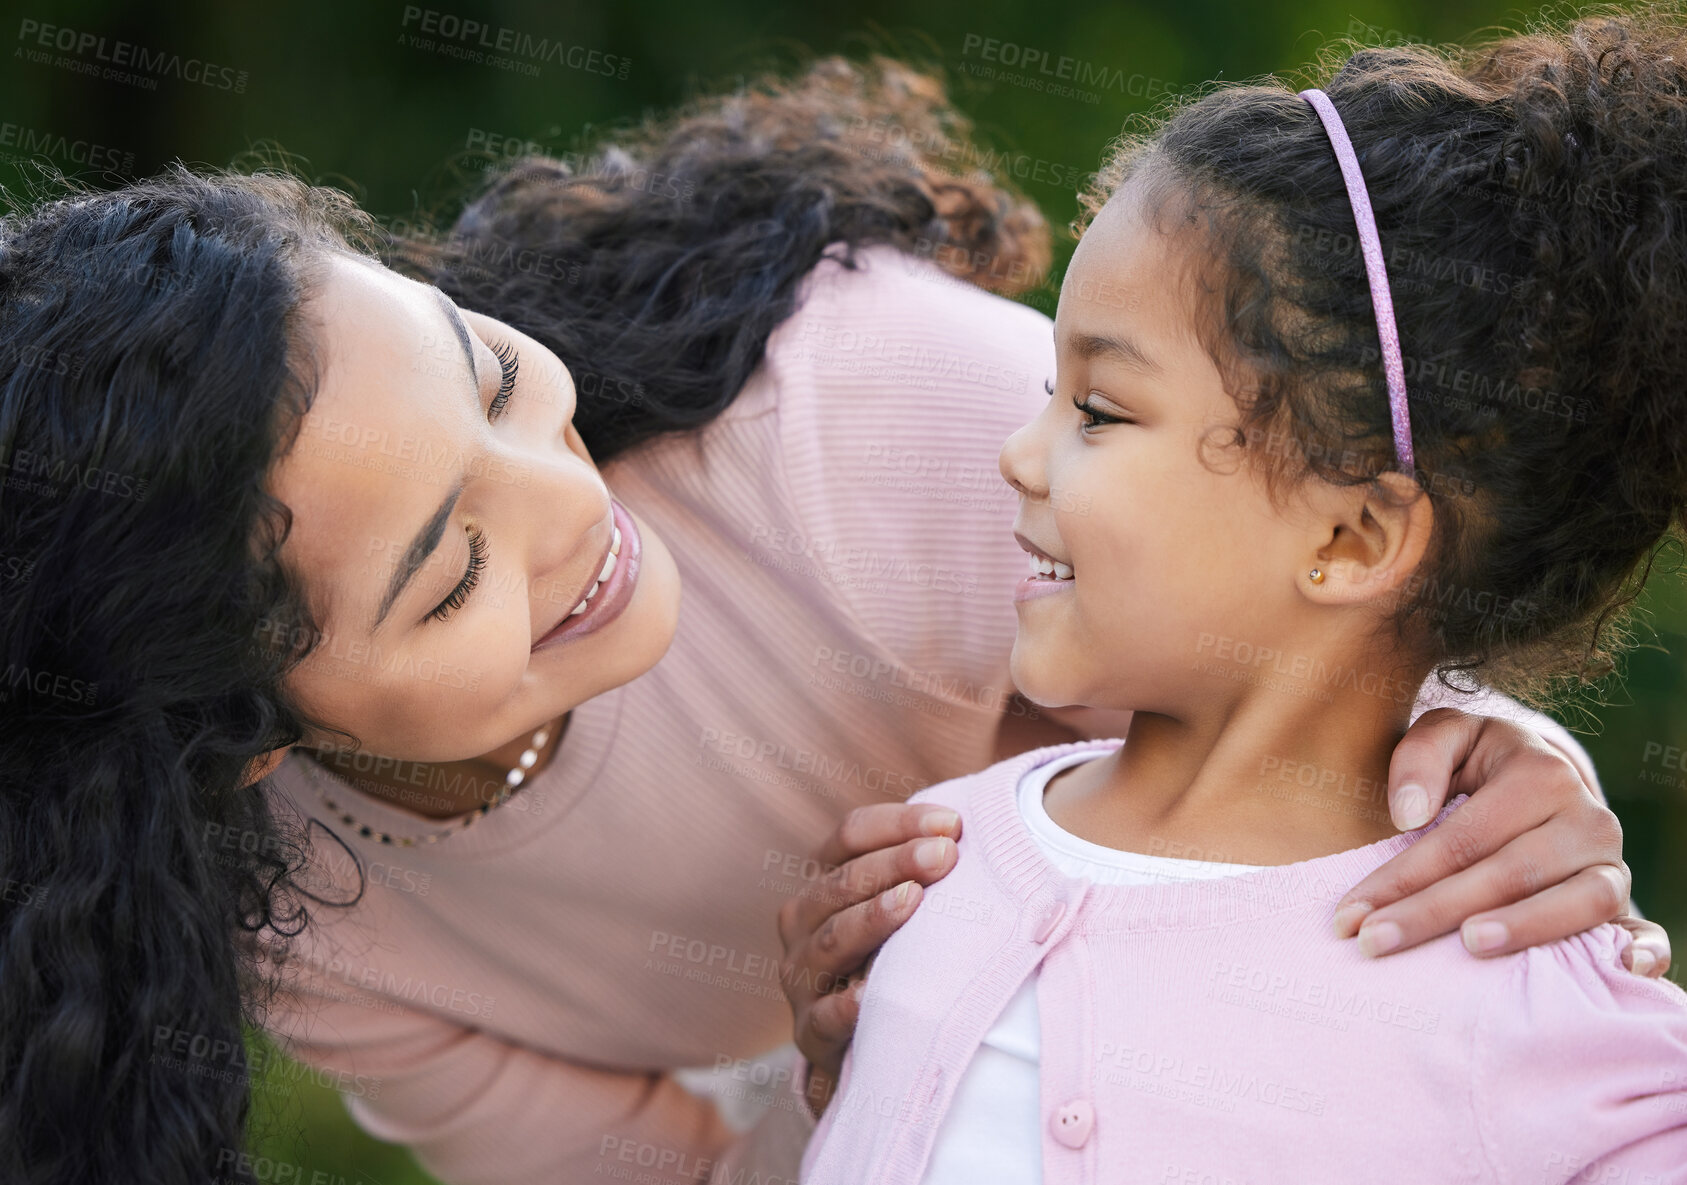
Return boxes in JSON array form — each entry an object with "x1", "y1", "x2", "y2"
[{"x1": 1297, "y1": 88, "x2": 1417, "y2": 473}]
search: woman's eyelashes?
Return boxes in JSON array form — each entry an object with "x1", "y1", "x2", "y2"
[
  {"x1": 488, "y1": 338, "x2": 520, "y2": 421},
  {"x1": 429, "y1": 524, "x2": 489, "y2": 623},
  {"x1": 419, "y1": 335, "x2": 518, "y2": 627}
]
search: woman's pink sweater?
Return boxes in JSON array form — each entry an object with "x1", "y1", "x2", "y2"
[{"x1": 803, "y1": 740, "x2": 1687, "y2": 1185}]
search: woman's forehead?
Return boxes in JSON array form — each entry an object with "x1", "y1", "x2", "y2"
[{"x1": 272, "y1": 257, "x2": 479, "y2": 635}]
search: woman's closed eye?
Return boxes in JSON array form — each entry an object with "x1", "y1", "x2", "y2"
[
  {"x1": 488, "y1": 338, "x2": 520, "y2": 421},
  {"x1": 429, "y1": 524, "x2": 488, "y2": 623},
  {"x1": 417, "y1": 338, "x2": 519, "y2": 627}
]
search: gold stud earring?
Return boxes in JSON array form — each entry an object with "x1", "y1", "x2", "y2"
[{"x1": 1309, "y1": 568, "x2": 1325, "y2": 584}]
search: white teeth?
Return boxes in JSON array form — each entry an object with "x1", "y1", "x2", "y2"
[
  {"x1": 1027, "y1": 553, "x2": 1075, "y2": 580},
  {"x1": 555, "y1": 529, "x2": 622, "y2": 626},
  {"x1": 568, "y1": 539, "x2": 620, "y2": 615}
]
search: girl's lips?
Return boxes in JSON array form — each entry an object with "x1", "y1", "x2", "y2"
[
  {"x1": 1014, "y1": 574, "x2": 1075, "y2": 603},
  {"x1": 532, "y1": 498, "x2": 641, "y2": 652}
]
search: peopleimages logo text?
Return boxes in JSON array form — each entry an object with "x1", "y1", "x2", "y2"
[
  {"x1": 399, "y1": 7, "x2": 630, "y2": 78},
  {"x1": 15, "y1": 19, "x2": 247, "y2": 91}
]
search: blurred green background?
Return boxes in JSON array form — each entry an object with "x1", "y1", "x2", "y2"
[{"x1": 5, "y1": 1, "x2": 1683, "y2": 1180}]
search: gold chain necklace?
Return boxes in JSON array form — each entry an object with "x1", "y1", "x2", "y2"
[{"x1": 306, "y1": 723, "x2": 553, "y2": 847}]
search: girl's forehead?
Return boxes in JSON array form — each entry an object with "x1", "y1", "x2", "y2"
[
  {"x1": 1072, "y1": 179, "x2": 1205, "y2": 284},
  {"x1": 1061, "y1": 192, "x2": 1203, "y2": 344}
]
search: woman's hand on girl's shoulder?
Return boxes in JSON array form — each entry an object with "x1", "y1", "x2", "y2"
[
  {"x1": 1334, "y1": 708, "x2": 1671, "y2": 978},
  {"x1": 776, "y1": 802, "x2": 962, "y2": 1118}
]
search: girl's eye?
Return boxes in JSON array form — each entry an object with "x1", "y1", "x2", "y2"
[
  {"x1": 1072, "y1": 392, "x2": 1131, "y2": 431},
  {"x1": 488, "y1": 339, "x2": 520, "y2": 421},
  {"x1": 429, "y1": 524, "x2": 488, "y2": 623}
]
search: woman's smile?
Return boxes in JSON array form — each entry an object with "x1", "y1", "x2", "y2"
[{"x1": 532, "y1": 497, "x2": 643, "y2": 652}]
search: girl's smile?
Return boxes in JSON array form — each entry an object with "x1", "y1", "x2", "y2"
[{"x1": 1014, "y1": 529, "x2": 1076, "y2": 602}]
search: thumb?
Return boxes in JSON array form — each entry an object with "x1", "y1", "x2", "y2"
[{"x1": 1387, "y1": 708, "x2": 1486, "y2": 830}]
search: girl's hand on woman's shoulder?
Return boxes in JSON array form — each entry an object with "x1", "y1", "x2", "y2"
[
  {"x1": 776, "y1": 802, "x2": 962, "y2": 1118},
  {"x1": 1334, "y1": 708, "x2": 1672, "y2": 977}
]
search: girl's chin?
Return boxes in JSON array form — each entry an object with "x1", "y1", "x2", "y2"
[{"x1": 1007, "y1": 647, "x2": 1077, "y2": 707}]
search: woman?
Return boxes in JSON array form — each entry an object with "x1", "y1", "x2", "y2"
[{"x1": 0, "y1": 57, "x2": 1662, "y2": 1185}]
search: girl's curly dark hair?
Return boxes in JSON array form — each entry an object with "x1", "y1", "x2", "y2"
[
  {"x1": 1084, "y1": 4, "x2": 1687, "y2": 702},
  {"x1": 0, "y1": 166, "x2": 361, "y2": 1182},
  {"x1": 397, "y1": 54, "x2": 1054, "y2": 463}
]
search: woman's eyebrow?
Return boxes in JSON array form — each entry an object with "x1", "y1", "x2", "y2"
[
  {"x1": 431, "y1": 286, "x2": 479, "y2": 403},
  {"x1": 370, "y1": 480, "x2": 466, "y2": 634}
]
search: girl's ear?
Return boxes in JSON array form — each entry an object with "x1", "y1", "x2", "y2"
[
  {"x1": 241, "y1": 747, "x2": 291, "y2": 787},
  {"x1": 1302, "y1": 470, "x2": 1433, "y2": 607}
]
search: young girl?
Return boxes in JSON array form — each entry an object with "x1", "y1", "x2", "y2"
[{"x1": 802, "y1": 12, "x2": 1687, "y2": 1181}]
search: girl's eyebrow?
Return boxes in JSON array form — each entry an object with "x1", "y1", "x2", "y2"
[{"x1": 1063, "y1": 330, "x2": 1162, "y2": 377}]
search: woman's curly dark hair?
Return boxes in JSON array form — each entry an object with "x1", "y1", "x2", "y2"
[
  {"x1": 1083, "y1": 3, "x2": 1687, "y2": 702},
  {"x1": 396, "y1": 54, "x2": 1054, "y2": 463},
  {"x1": 0, "y1": 167, "x2": 362, "y2": 1182}
]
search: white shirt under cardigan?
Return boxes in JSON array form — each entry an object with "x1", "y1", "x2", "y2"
[{"x1": 921, "y1": 749, "x2": 1257, "y2": 1185}]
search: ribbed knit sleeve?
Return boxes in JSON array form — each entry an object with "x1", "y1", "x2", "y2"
[{"x1": 267, "y1": 975, "x2": 816, "y2": 1185}]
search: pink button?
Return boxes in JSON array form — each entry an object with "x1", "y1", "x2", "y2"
[
  {"x1": 1032, "y1": 901, "x2": 1067, "y2": 943},
  {"x1": 1050, "y1": 1099, "x2": 1094, "y2": 1148}
]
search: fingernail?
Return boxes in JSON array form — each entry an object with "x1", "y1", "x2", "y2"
[
  {"x1": 1392, "y1": 783, "x2": 1431, "y2": 830},
  {"x1": 1332, "y1": 901, "x2": 1372, "y2": 937},
  {"x1": 1462, "y1": 920, "x2": 1508, "y2": 954},
  {"x1": 914, "y1": 838, "x2": 950, "y2": 871},
  {"x1": 1630, "y1": 948, "x2": 1657, "y2": 976},
  {"x1": 920, "y1": 809, "x2": 960, "y2": 836},
  {"x1": 1357, "y1": 920, "x2": 1403, "y2": 957},
  {"x1": 882, "y1": 881, "x2": 916, "y2": 913}
]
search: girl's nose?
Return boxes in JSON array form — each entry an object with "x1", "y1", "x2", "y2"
[{"x1": 999, "y1": 418, "x2": 1049, "y2": 501}]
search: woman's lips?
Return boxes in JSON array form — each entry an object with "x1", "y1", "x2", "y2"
[{"x1": 532, "y1": 498, "x2": 642, "y2": 652}]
